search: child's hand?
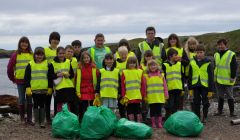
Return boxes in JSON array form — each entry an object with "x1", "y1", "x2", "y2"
[
  {"x1": 57, "y1": 72, "x2": 64, "y2": 77},
  {"x1": 207, "y1": 92, "x2": 213, "y2": 98},
  {"x1": 63, "y1": 72, "x2": 70, "y2": 78},
  {"x1": 26, "y1": 87, "x2": 32, "y2": 96}
]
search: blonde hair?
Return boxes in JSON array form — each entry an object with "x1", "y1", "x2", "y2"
[
  {"x1": 184, "y1": 37, "x2": 199, "y2": 58},
  {"x1": 118, "y1": 46, "x2": 128, "y2": 54},
  {"x1": 146, "y1": 59, "x2": 161, "y2": 73},
  {"x1": 126, "y1": 56, "x2": 139, "y2": 69}
]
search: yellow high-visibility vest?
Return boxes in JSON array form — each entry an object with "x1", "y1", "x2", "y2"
[
  {"x1": 100, "y1": 68, "x2": 119, "y2": 98},
  {"x1": 166, "y1": 47, "x2": 183, "y2": 57},
  {"x1": 123, "y1": 69, "x2": 143, "y2": 100},
  {"x1": 15, "y1": 53, "x2": 33, "y2": 79},
  {"x1": 214, "y1": 50, "x2": 235, "y2": 85},
  {"x1": 29, "y1": 60, "x2": 48, "y2": 90},
  {"x1": 164, "y1": 62, "x2": 182, "y2": 90},
  {"x1": 115, "y1": 51, "x2": 135, "y2": 60},
  {"x1": 116, "y1": 61, "x2": 127, "y2": 76},
  {"x1": 44, "y1": 47, "x2": 56, "y2": 63},
  {"x1": 52, "y1": 59, "x2": 74, "y2": 90}
]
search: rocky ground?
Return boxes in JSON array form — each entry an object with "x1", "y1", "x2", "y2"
[{"x1": 1, "y1": 100, "x2": 240, "y2": 140}]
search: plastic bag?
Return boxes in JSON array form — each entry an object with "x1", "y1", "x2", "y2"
[
  {"x1": 114, "y1": 118, "x2": 152, "y2": 139},
  {"x1": 164, "y1": 111, "x2": 204, "y2": 137},
  {"x1": 79, "y1": 106, "x2": 117, "y2": 139},
  {"x1": 52, "y1": 104, "x2": 80, "y2": 139}
]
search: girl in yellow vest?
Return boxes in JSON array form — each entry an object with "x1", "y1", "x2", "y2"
[
  {"x1": 140, "y1": 50, "x2": 154, "y2": 74},
  {"x1": 145, "y1": 60, "x2": 168, "y2": 128},
  {"x1": 188, "y1": 44, "x2": 214, "y2": 123},
  {"x1": 7, "y1": 36, "x2": 34, "y2": 124},
  {"x1": 121, "y1": 56, "x2": 146, "y2": 122},
  {"x1": 166, "y1": 33, "x2": 189, "y2": 110},
  {"x1": 49, "y1": 47, "x2": 75, "y2": 113},
  {"x1": 95, "y1": 53, "x2": 120, "y2": 112},
  {"x1": 162, "y1": 48, "x2": 184, "y2": 119},
  {"x1": 24, "y1": 47, "x2": 53, "y2": 128},
  {"x1": 116, "y1": 46, "x2": 128, "y2": 118},
  {"x1": 75, "y1": 51, "x2": 99, "y2": 120}
]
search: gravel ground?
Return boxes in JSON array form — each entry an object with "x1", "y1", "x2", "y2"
[{"x1": 1, "y1": 101, "x2": 240, "y2": 140}]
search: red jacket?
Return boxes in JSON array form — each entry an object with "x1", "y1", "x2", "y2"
[
  {"x1": 78, "y1": 63, "x2": 99, "y2": 100},
  {"x1": 7, "y1": 52, "x2": 25, "y2": 84}
]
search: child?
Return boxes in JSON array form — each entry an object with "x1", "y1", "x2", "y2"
[
  {"x1": 145, "y1": 60, "x2": 168, "y2": 128},
  {"x1": 121, "y1": 56, "x2": 146, "y2": 122},
  {"x1": 65, "y1": 45, "x2": 78, "y2": 81},
  {"x1": 71, "y1": 40, "x2": 82, "y2": 61},
  {"x1": 115, "y1": 39, "x2": 135, "y2": 60},
  {"x1": 166, "y1": 33, "x2": 189, "y2": 110},
  {"x1": 49, "y1": 47, "x2": 75, "y2": 113},
  {"x1": 75, "y1": 51, "x2": 99, "y2": 119},
  {"x1": 7, "y1": 36, "x2": 34, "y2": 125},
  {"x1": 116, "y1": 46, "x2": 128, "y2": 118},
  {"x1": 140, "y1": 50, "x2": 154, "y2": 73},
  {"x1": 24, "y1": 47, "x2": 53, "y2": 128},
  {"x1": 188, "y1": 44, "x2": 214, "y2": 123},
  {"x1": 95, "y1": 53, "x2": 120, "y2": 112},
  {"x1": 162, "y1": 48, "x2": 184, "y2": 119}
]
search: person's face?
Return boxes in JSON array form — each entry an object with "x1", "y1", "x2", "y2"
[
  {"x1": 169, "y1": 37, "x2": 177, "y2": 46},
  {"x1": 129, "y1": 62, "x2": 136, "y2": 69},
  {"x1": 94, "y1": 37, "x2": 105, "y2": 48},
  {"x1": 217, "y1": 42, "x2": 227, "y2": 51},
  {"x1": 170, "y1": 54, "x2": 179, "y2": 62},
  {"x1": 105, "y1": 58, "x2": 114, "y2": 68},
  {"x1": 149, "y1": 63, "x2": 158, "y2": 72},
  {"x1": 73, "y1": 45, "x2": 81, "y2": 55},
  {"x1": 196, "y1": 51, "x2": 205, "y2": 60},
  {"x1": 50, "y1": 39, "x2": 59, "y2": 48},
  {"x1": 145, "y1": 56, "x2": 153, "y2": 62},
  {"x1": 188, "y1": 41, "x2": 197, "y2": 51},
  {"x1": 146, "y1": 30, "x2": 155, "y2": 41},
  {"x1": 119, "y1": 51, "x2": 128, "y2": 61},
  {"x1": 35, "y1": 53, "x2": 44, "y2": 63},
  {"x1": 57, "y1": 50, "x2": 65, "y2": 62},
  {"x1": 65, "y1": 48, "x2": 74, "y2": 59},
  {"x1": 83, "y1": 54, "x2": 90, "y2": 64},
  {"x1": 20, "y1": 42, "x2": 29, "y2": 51}
]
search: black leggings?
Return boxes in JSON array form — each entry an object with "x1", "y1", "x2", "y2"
[
  {"x1": 79, "y1": 100, "x2": 93, "y2": 119},
  {"x1": 149, "y1": 103, "x2": 163, "y2": 117},
  {"x1": 32, "y1": 93, "x2": 46, "y2": 109},
  {"x1": 126, "y1": 103, "x2": 141, "y2": 115}
]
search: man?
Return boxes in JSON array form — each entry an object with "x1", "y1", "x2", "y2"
[
  {"x1": 136, "y1": 26, "x2": 166, "y2": 65},
  {"x1": 214, "y1": 39, "x2": 238, "y2": 117},
  {"x1": 87, "y1": 33, "x2": 111, "y2": 69}
]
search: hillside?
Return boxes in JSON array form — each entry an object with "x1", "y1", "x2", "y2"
[{"x1": 0, "y1": 49, "x2": 14, "y2": 58}]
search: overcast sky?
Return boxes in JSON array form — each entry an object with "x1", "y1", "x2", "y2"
[{"x1": 0, "y1": 0, "x2": 240, "y2": 50}]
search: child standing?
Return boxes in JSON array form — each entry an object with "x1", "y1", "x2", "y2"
[
  {"x1": 188, "y1": 44, "x2": 214, "y2": 123},
  {"x1": 7, "y1": 36, "x2": 34, "y2": 124},
  {"x1": 115, "y1": 39, "x2": 135, "y2": 60},
  {"x1": 49, "y1": 47, "x2": 75, "y2": 113},
  {"x1": 95, "y1": 53, "x2": 120, "y2": 112},
  {"x1": 24, "y1": 47, "x2": 53, "y2": 128},
  {"x1": 75, "y1": 51, "x2": 99, "y2": 119},
  {"x1": 121, "y1": 56, "x2": 146, "y2": 122},
  {"x1": 140, "y1": 50, "x2": 154, "y2": 73},
  {"x1": 65, "y1": 45, "x2": 78, "y2": 77},
  {"x1": 162, "y1": 48, "x2": 184, "y2": 119},
  {"x1": 145, "y1": 60, "x2": 168, "y2": 128}
]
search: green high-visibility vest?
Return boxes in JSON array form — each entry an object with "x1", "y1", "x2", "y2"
[
  {"x1": 29, "y1": 60, "x2": 48, "y2": 90},
  {"x1": 52, "y1": 59, "x2": 74, "y2": 90},
  {"x1": 100, "y1": 68, "x2": 119, "y2": 99},
  {"x1": 123, "y1": 69, "x2": 143, "y2": 100},
  {"x1": 214, "y1": 50, "x2": 235, "y2": 85},
  {"x1": 15, "y1": 53, "x2": 33, "y2": 79},
  {"x1": 138, "y1": 41, "x2": 164, "y2": 65},
  {"x1": 145, "y1": 73, "x2": 165, "y2": 104},
  {"x1": 164, "y1": 62, "x2": 182, "y2": 90},
  {"x1": 190, "y1": 60, "x2": 210, "y2": 87}
]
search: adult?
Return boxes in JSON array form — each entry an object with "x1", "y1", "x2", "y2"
[
  {"x1": 214, "y1": 39, "x2": 237, "y2": 117},
  {"x1": 87, "y1": 33, "x2": 111, "y2": 69},
  {"x1": 136, "y1": 26, "x2": 166, "y2": 65}
]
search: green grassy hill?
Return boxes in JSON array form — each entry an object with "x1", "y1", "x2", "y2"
[{"x1": 107, "y1": 29, "x2": 240, "y2": 56}]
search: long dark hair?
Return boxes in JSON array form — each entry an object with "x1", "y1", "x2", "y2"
[
  {"x1": 17, "y1": 36, "x2": 32, "y2": 54},
  {"x1": 167, "y1": 33, "x2": 181, "y2": 48},
  {"x1": 102, "y1": 53, "x2": 116, "y2": 70}
]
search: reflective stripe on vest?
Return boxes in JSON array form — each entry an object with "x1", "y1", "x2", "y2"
[
  {"x1": 76, "y1": 68, "x2": 97, "y2": 94},
  {"x1": 116, "y1": 60, "x2": 127, "y2": 76},
  {"x1": 100, "y1": 68, "x2": 119, "y2": 98},
  {"x1": 214, "y1": 50, "x2": 235, "y2": 85},
  {"x1": 30, "y1": 60, "x2": 48, "y2": 90},
  {"x1": 16, "y1": 53, "x2": 33, "y2": 79},
  {"x1": 190, "y1": 60, "x2": 210, "y2": 87},
  {"x1": 145, "y1": 74, "x2": 166, "y2": 104},
  {"x1": 164, "y1": 62, "x2": 182, "y2": 90},
  {"x1": 44, "y1": 47, "x2": 56, "y2": 63},
  {"x1": 52, "y1": 59, "x2": 74, "y2": 90},
  {"x1": 123, "y1": 69, "x2": 143, "y2": 100},
  {"x1": 138, "y1": 41, "x2": 163, "y2": 65}
]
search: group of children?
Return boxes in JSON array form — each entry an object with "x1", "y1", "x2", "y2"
[{"x1": 8, "y1": 30, "x2": 234, "y2": 130}]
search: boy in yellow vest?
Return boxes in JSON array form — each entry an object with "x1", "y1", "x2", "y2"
[
  {"x1": 188, "y1": 44, "x2": 214, "y2": 123},
  {"x1": 162, "y1": 48, "x2": 184, "y2": 119},
  {"x1": 214, "y1": 39, "x2": 238, "y2": 117}
]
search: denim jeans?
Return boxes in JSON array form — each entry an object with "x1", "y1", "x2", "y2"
[{"x1": 17, "y1": 84, "x2": 32, "y2": 105}]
